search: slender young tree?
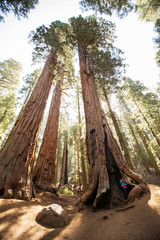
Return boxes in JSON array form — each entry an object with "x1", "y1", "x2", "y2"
[
  {"x1": 70, "y1": 16, "x2": 148, "y2": 211},
  {"x1": 124, "y1": 78, "x2": 160, "y2": 147},
  {"x1": 132, "y1": 118, "x2": 160, "y2": 174},
  {"x1": 60, "y1": 136, "x2": 68, "y2": 187},
  {"x1": 103, "y1": 89, "x2": 134, "y2": 170},
  {"x1": 117, "y1": 92, "x2": 152, "y2": 173},
  {"x1": 0, "y1": 21, "x2": 72, "y2": 200}
]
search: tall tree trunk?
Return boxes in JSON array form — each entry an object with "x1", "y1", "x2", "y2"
[
  {"x1": 64, "y1": 144, "x2": 68, "y2": 185},
  {"x1": 74, "y1": 143, "x2": 77, "y2": 189},
  {"x1": 144, "y1": 132, "x2": 160, "y2": 162},
  {"x1": 0, "y1": 51, "x2": 57, "y2": 200},
  {"x1": 128, "y1": 123, "x2": 151, "y2": 173},
  {"x1": 33, "y1": 78, "x2": 63, "y2": 193},
  {"x1": 77, "y1": 84, "x2": 87, "y2": 191},
  {"x1": 103, "y1": 88, "x2": 134, "y2": 170},
  {"x1": 78, "y1": 47, "x2": 148, "y2": 210},
  {"x1": 117, "y1": 94, "x2": 151, "y2": 173},
  {"x1": 54, "y1": 130, "x2": 62, "y2": 185},
  {"x1": 60, "y1": 141, "x2": 68, "y2": 186},
  {"x1": 137, "y1": 129, "x2": 160, "y2": 174},
  {"x1": 134, "y1": 101, "x2": 160, "y2": 147},
  {"x1": 76, "y1": 136, "x2": 81, "y2": 189}
]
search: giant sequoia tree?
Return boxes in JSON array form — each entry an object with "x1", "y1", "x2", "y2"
[
  {"x1": 70, "y1": 15, "x2": 148, "y2": 210},
  {"x1": 0, "y1": 21, "x2": 71, "y2": 200}
]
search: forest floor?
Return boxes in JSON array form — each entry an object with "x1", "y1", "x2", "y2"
[{"x1": 0, "y1": 173, "x2": 160, "y2": 240}]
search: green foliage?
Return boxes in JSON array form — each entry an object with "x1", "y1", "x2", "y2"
[
  {"x1": 29, "y1": 21, "x2": 73, "y2": 63},
  {"x1": 136, "y1": 0, "x2": 160, "y2": 22},
  {"x1": 79, "y1": 0, "x2": 134, "y2": 17},
  {"x1": 0, "y1": 58, "x2": 22, "y2": 92},
  {"x1": 69, "y1": 15, "x2": 116, "y2": 50},
  {"x1": 0, "y1": 94, "x2": 17, "y2": 143},
  {"x1": 0, "y1": 59, "x2": 22, "y2": 147},
  {"x1": 0, "y1": 0, "x2": 38, "y2": 22},
  {"x1": 19, "y1": 68, "x2": 41, "y2": 105},
  {"x1": 90, "y1": 47, "x2": 125, "y2": 94},
  {"x1": 58, "y1": 185, "x2": 74, "y2": 195},
  {"x1": 122, "y1": 78, "x2": 160, "y2": 136}
]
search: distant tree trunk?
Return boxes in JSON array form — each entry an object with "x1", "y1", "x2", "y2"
[
  {"x1": 103, "y1": 88, "x2": 134, "y2": 170},
  {"x1": 33, "y1": 78, "x2": 63, "y2": 193},
  {"x1": 137, "y1": 129, "x2": 160, "y2": 174},
  {"x1": 54, "y1": 130, "x2": 62, "y2": 185},
  {"x1": 128, "y1": 123, "x2": 151, "y2": 174},
  {"x1": 117, "y1": 94, "x2": 151, "y2": 174},
  {"x1": 145, "y1": 132, "x2": 160, "y2": 162},
  {"x1": 0, "y1": 51, "x2": 57, "y2": 200},
  {"x1": 74, "y1": 144, "x2": 77, "y2": 189},
  {"x1": 64, "y1": 145, "x2": 68, "y2": 185},
  {"x1": 78, "y1": 47, "x2": 148, "y2": 210},
  {"x1": 76, "y1": 137, "x2": 81, "y2": 189},
  {"x1": 77, "y1": 84, "x2": 87, "y2": 191},
  {"x1": 134, "y1": 101, "x2": 160, "y2": 147},
  {"x1": 60, "y1": 141, "x2": 68, "y2": 186}
]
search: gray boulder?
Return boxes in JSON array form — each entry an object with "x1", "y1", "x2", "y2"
[{"x1": 36, "y1": 204, "x2": 69, "y2": 228}]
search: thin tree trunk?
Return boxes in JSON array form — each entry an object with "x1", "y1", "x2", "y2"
[
  {"x1": 76, "y1": 137, "x2": 81, "y2": 189},
  {"x1": 33, "y1": 78, "x2": 63, "y2": 192},
  {"x1": 0, "y1": 51, "x2": 57, "y2": 200},
  {"x1": 103, "y1": 88, "x2": 134, "y2": 170},
  {"x1": 64, "y1": 144, "x2": 68, "y2": 185},
  {"x1": 145, "y1": 132, "x2": 160, "y2": 162},
  {"x1": 128, "y1": 123, "x2": 151, "y2": 173},
  {"x1": 138, "y1": 130, "x2": 160, "y2": 174},
  {"x1": 78, "y1": 47, "x2": 148, "y2": 210},
  {"x1": 54, "y1": 130, "x2": 62, "y2": 185},
  {"x1": 74, "y1": 143, "x2": 77, "y2": 189},
  {"x1": 60, "y1": 141, "x2": 68, "y2": 186},
  {"x1": 134, "y1": 101, "x2": 160, "y2": 147}
]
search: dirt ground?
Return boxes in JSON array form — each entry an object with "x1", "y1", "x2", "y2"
[{"x1": 0, "y1": 175, "x2": 160, "y2": 240}]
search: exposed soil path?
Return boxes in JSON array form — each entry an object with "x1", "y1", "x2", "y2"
[{"x1": 0, "y1": 181, "x2": 160, "y2": 240}]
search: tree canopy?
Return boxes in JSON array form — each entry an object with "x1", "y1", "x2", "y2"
[
  {"x1": 79, "y1": 0, "x2": 134, "y2": 17},
  {"x1": 0, "y1": 0, "x2": 38, "y2": 21},
  {"x1": 0, "y1": 58, "x2": 22, "y2": 146}
]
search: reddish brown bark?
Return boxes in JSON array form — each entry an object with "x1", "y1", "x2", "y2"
[
  {"x1": 33, "y1": 78, "x2": 63, "y2": 192},
  {"x1": 0, "y1": 51, "x2": 57, "y2": 200},
  {"x1": 59, "y1": 142, "x2": 68, "y2": 186},
  {"x1": 77, "y1": 84, "x2": 87, "y2": 191},
  {"x1": 78, "y1": 47, "x2": 149, "y2": 210}
]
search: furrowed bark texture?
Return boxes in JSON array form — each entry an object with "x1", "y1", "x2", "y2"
[
  {"x1": 77, "y1": 85, "x2": 87, "y2": 191},
  {"x1": 0, "y1": 51, "x2": 57, "y2": 200},
  {"x1": 78, "y1": 48, "x2": 148, "y2": 210},
  {"x1": 33, "y1": 78, "x2": 63, "y2": 192}
]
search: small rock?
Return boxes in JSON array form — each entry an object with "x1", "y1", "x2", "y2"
[
  {"x1": 103, "y1": 215, "x2": 108, "y2": 220},
  {"x1": 36, "y1": 204, "x2": 69, "y2": 228},
  {"x1": 128, "y1": 185, "x2": 143, "y2": 201}
]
